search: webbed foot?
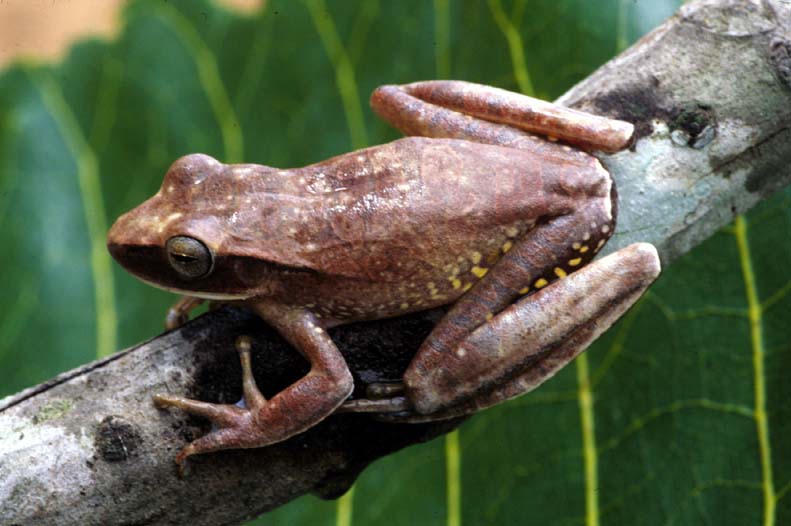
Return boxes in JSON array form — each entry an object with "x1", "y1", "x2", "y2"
[{"x1": 153, "y1": 335, "x2": 265, "y2": 475}]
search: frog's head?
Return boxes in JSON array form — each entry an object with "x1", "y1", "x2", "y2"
[{"x1": 107, "y1": 154, "x2": 286, "y2": 300}]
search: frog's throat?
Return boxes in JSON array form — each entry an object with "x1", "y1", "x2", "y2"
[{"x1": 137, "y1": 277, "x2": 252, "y2": 301}]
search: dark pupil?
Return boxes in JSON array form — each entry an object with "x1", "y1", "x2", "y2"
[{"x1": 166, "y1": 236, "x2": 212, "y2": 279}]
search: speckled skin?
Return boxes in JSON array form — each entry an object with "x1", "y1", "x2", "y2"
[
  {"x1": 108, "y1": 136, "x2": 610, "y2": 324},
  {"x1": 107, "y1": 81, "x2": 657, "y2": 468}
]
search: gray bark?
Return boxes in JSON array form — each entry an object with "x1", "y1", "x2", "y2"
[{"x1": 2, "y1": 0, "x2": 790, "y2": 524}]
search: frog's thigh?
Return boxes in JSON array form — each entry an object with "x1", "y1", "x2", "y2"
[
  {"x1": 405, "y1": 198, "x2": 614, "y2": 414},
  {"x1": 404, "y1": 243, "x2": 660, "y2": 417}
]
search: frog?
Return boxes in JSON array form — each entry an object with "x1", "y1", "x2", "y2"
[{"x1": 107, "y1": 80, "x2": 661, "y2": 470}]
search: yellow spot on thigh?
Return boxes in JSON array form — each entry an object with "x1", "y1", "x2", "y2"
[
  {"x1": 535, "y1": 278, "x2": 548, "y2": 288},
  {"x1": 485, "y1": 312, "x2": 494, "y2": 321},
  {"x1": 580, "y1": 245, "x2": 590, "y2": 253},
  {"x1": 572, "y1": 242, "x2": 581, "y2": 250},
  {"x1": 451, "y1": 278, "x2": 462, "y2": 289},
  {"x1": 554, "y1": 267, "x2": 567, "y2": 278},
  {"x1": 471, "y1": 251, "x2": 482, "y2": 264},
  {"x1": 471, "y1": 266, "x2": 488, "y2": 278},
  {"x1": 505, "y1": 226, "x2": 519, "y2": 237},
  {"x1": 519, "y1": 286, "x2": 530, "y2": 295},
  {"x1": 569, "y1": 257, "x2": 582, "y2": 266},
  {"x1": 462, "y1": 283, "x2": 473, "y2": 292},
  {"x1": 502, "y1": 241, "x2": 513, "y2": 253},
  {"x1": 400, "y1": 303, "x2": 409, "y2": 310}
]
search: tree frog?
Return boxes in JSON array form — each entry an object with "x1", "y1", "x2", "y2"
[{"x1": 107, "y1": 81, "x2": 661, "y2": 470}]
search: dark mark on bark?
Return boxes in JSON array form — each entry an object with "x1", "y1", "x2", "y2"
[
  {"x1": 96, "y1": 415, "x2": 143, "y2": 462},
  {"x1": 578, "y1": 83, "x2": 674, "y2": 142},
  {"x1": 670, "y1": 103, "x2": 717, "y2": 149},
  {"x1": 580, "y1": 83, "x2": 720, "y2": 151},
  {"x1": 707, "y1": 126, "x2": 791, "y2": 193}
]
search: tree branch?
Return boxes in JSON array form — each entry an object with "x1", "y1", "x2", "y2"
[{"x1": 2, "y1": 0, "x2": 790, "y2": 524}]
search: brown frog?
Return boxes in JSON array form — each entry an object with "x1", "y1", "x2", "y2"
[{"x1": 107, "y1": 81, "x2": 661, "y2": 470}]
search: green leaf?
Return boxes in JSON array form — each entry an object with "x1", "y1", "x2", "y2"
[{"x1": 1, "y1": 1, "x2": 789, "y2": 525}]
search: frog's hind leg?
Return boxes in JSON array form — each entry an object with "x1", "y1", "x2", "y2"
[
  {"x1": 371, "y1": 80, "x2": 633, "y2": 153},
  {"x1": 379, "y1": 243, "x2": 660, "y2": 423}
]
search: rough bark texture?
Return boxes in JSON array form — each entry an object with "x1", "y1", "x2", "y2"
[{"x1": 2, "y1": 0, "x2": 790, "y2": 524}]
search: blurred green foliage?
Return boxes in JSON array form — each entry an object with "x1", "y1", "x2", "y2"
[{"x1": 0, "y1": 1, "x2": 788, "y2": 524}]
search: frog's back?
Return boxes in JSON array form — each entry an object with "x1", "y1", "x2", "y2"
[{"x1": 281, "y1": 136, "x2": 610, "y2": 282}]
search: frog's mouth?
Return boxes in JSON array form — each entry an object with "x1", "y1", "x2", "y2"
[{"x1": 135, "y1": 277, "x2": 252, "y2": 301}]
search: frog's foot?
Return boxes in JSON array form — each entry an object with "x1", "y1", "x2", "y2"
[
  {"x1": 153, "y1": 335, "x2": 266, "y2": 474},
  {"x1": 366, "y1": 382, "x2": 405, "y2": 398},
  {"x1": 337, "y1": 396, "x2": 412, "y2": 414},
  {"x1": 336, "y1": 382, "x2": 412, "y2": 414},
  {"x1": 165, "y1": 296, "x2": 205, "y2": 330}
]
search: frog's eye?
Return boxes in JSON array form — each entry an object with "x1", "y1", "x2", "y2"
[{"x1": 166, "y1": 236, "x2": 213, "y2": 279}]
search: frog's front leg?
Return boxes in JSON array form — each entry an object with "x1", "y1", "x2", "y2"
[
  {"x1": 154, "y1": 301, "x2": 353, "y2": 471},
  {"x1": 165, "y1": 296, "x2": 205, "y2": 329}
]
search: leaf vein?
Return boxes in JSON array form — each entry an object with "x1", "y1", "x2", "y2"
[
  {"x1": 304, "y1": 0, "x2": 368, "y2": 150},
  {"x1": 149, "y1": 3, "x2": 245, "y2": 163},
  {"x1": 577, "y1": 354, "x2": 599, "y2": 526},
  {"x1": 599, "y1": 399, "x2": 754, "y2": 455},
  {"x1": 734, "y1": 215, "x2": 776, "y2": 526},
  {"x1": 28, "y1": 69, "x2": 118, "y2": 360},
  {"x1": 487, "y1": 0, "x2": 533, "y2": 95}
]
